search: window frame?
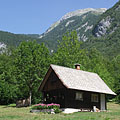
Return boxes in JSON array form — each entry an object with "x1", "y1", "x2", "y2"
[
  {"x1": 91, "y1": 93, "x2": 99, "y2": 102},
  {"x1": 75, "y1": 92, "x2": 83, "y2": 101}
]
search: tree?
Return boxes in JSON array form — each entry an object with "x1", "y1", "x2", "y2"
[
  {"x1": 87, "y1": 48, "x2": 115, "y2": 90},
  {"x1": 53, "y1": 31, "x2": 89, "y2": 69},
  {"x1": 0, "y1": 54, "x2": 18, "y2": 104},
  {"x1": 112, "y1": 55, "x2": 120, "y2": 103},
  {"x1": 53, "y1": 31, "x2": 115, "y2": 92},
  {"x1": 13, "y1": 41, "x2": 50, "y2": 105}
]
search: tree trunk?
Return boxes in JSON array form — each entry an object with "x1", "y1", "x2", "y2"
[{"x1": 29, "y1": 91, "x2": 32, "y2": 106}]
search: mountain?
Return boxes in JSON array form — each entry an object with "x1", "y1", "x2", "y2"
[
  {"x1": 38, "y1": 8, "x2": 106, "y2": 51},
  {"x1": 83, "y1": 1, "x2": 120, "y2": 58},
  {"x1": 93, "y1": 1, "x2": 120, "y2": 37},
  {"x1": 39, "y1": 0, "x2": 120, "y2": 58},
  {"x1": 25, "y1": 34, "x2": 40, "y2": 38},
  {"x1": 0, "y1": 31, "x2": 44, "y2": 51},
  {"x1": 0, "y1": 8, "x2": 106, "y2": 52},
  {"x1": 38, "y1": 1, "x2": 120, "y2": 58},
  {"x1": 0, "y1": 1, "x2": 120, "y2": 58},
  {"x1": 0, "y1": 31, "x2": 32, "y2": 47}
]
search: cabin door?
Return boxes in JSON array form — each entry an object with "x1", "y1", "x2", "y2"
[{"x1": 100, "y1": 94, "x2": 105, "y2": 111}]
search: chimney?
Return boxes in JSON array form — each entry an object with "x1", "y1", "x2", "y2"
[{"x1": 75, "y1": 64, "x2": 81, "y2": 70}]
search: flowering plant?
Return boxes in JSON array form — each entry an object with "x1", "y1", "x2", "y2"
[
  {"x1": 31, "y1": 103, "x2": 60, "y2": 110},
  {"x1": 32, "y1": 104, "x2": 47, "y2": 110},
  {"x1": 47, "y1": 103, "x2": 60, "y2": 109}
]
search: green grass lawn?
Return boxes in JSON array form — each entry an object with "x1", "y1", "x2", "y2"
[{"x1": 0, "y1": 102, "x2": 120, "y2": 120}]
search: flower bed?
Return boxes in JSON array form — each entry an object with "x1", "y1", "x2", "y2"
[{"x1": 30, "y1": 103, "x2": 61, "y2": 114}]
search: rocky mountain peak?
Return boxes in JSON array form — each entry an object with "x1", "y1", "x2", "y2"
[
  {"x1": 40, "y1": 8, "x2": 107, "y2": 38},
  {"x1": 60, "y1": 8, "x2": 107, "y2": 21}
]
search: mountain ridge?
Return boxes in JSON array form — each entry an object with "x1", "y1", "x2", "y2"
[
  {"x1": 60, "y1": 8, "x2": 107, "y2": 20},
  {"x1": 40, "y1": 8, "x2": 107, "y2": 39},
  {"x1": 37, "y1": 8, "x2": 107, "y2": 52},
  {"x1": 0, "y1": 1, "x2": 120, "y2": 59}
]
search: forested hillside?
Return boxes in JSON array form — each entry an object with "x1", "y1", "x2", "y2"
[
  {"x1": 0, "y1": 31, "x2": 119, "y2": 105},
  {"x1": 86, "y1": 0, "x2": 120, "y2": 58},
  {"x1": 0, "y1": 31, "x2": 37, "y2": 47}
]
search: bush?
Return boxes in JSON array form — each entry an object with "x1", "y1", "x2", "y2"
[
  {"x1": 31, "y1": 103, "x2": 61, "y2": 113},
  {"x1": 32, "y1": 104, "x2": 47, "y2": 110},
  {"x1": 47, "y1": 103, "x2": 60, "y2": 109},
  {"x1": 54, "y1": 107, "x2": 62, "y2": 113}
]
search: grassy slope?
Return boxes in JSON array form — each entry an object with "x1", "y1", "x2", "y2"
[{"x1": 0, "y1": 102, "x2": 120, "y2": 120}]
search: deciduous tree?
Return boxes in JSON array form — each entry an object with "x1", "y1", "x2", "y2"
[{"x1": 13, "y1": 41, "x2": 50, "y2": 105}]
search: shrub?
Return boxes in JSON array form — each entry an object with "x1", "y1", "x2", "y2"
[
  {"x1": 47, "y1": 103, "x2": 60, "y2": 109},
  {"x1": 54, "y1": 107, "x2": 62, "y2": 113},
  {"x1": 31, "y1": 103, "x2": 61, "y2": 113},
  {"x1": 32, "y1": 104, "x2": 47, "y2": 110}
]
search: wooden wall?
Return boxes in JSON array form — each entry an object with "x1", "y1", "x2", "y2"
[
  {"x1": 43, "y1": 88, "x2": 66, "y2": 108},
  {"x1": 43, "y1": 70, "x2": 65, "y2": 92},
  {"x1": 65, "y1": 89, "x2": 101, "y2": 110}
]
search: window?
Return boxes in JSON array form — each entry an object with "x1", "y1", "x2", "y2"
[
  {"x1": 91, "y1": 94, "x2": 99, "y2": 102},
  {"x1": 75, "y1": 92, "x2": 83, "y2": 101}
]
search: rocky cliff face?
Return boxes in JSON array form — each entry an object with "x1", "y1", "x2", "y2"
[
  {"x1": 0, "y1": 42, "x2": 6, "y2": 49},
  {"x1": 0, "y1": 42, "x2": 6, "y2": 54},
  {"x1": 93, "y1": 1, "x2": 120, "y2": 37},
  {"x1": 94, "y1": 16, "x2": 113, "y2": 37},
  {"x1": 82, "y1": 1, "x2": 120, "y2": 58}
]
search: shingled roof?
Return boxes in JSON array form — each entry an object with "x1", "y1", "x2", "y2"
[{"x1": 39, "y1": 64, "x2": 116, "y2": 95}]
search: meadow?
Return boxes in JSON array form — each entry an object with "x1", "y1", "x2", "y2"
[{"x1": 0, "y1": 102, "x2": 120, "y2": 120}]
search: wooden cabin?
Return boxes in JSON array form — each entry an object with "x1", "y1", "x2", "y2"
[{"x1": 39, "y1": 64, "x2": 116, "y2": 111}]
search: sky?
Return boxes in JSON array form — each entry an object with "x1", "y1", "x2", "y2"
[{"x1": 0, "y1": 0, "x2": 119, "y2": 34}]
